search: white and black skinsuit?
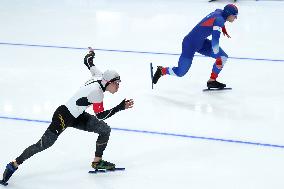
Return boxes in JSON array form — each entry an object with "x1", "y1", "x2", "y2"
[{"x1": 15, "y1": 52, "x2": 126, "y2": 165}]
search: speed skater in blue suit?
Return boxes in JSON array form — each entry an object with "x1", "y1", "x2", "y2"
[{"x1": 152, "y1": 4, "x2": 238, "y2": 89}]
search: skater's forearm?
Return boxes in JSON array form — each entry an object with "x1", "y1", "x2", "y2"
[
  {"x1": 96, "y1": 100, "x2": 125, "y2": 120},
  {"x1": 95, "y1": 99, "x2": 133, "y2": 120}
]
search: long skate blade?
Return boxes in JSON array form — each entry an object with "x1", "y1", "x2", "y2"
[
  {"x1": 203, "y1": 87, "x2": 232, "y2": 92},
  {"x1": 88, "y1": 167, "x2": 125, "y2": 174},
  {"x1": 150, "y1": 62, "x2": 154, "y2": 89}
]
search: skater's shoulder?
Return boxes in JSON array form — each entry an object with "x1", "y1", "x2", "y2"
[
  {"x1": 89, "y1": 89, "x2": 104, "y2": 102},
  {"x1": 212, "y1": 9, "x2": 226, "y2": 23},
  {"x1": 214, "y1": 16, "x2": 225, "y2": 26}
]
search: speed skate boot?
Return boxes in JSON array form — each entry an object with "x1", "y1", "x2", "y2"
[
  {"x1": 91, "y1": 160, "x2": 115, "y2": 170},
  {"x1": 207, "y1": 80, "x2": 226, "y2": 89},
  {"x1": 1, "y1": 162, "x2": 18, "y2": 185},
  {"x1": 153, "y1": 66, "x2": 166, "y2": 84}
]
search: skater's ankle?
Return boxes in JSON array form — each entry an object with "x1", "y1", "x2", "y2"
[
  {"x1": 12, "y1": 161, "x2": 19, "y2": 168},
  {"x1": 208, "y1": 79, "x2": 215, "y2": 82},
  {"x1": 93, "y1": 157, "x2": 102, "y2": 163}
]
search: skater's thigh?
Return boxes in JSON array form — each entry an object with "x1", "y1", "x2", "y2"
[
  {"x1": 73, "y1": 112, "x2": 110, "y2": 134},
  {"x1": 198, "y1": 39, "x2": 214, "y2": 57},
  {"x1": 181, "y1": 39, "x2": 196, "y2": 59},
  {"x1": 177, "y1": 40, "x2": 196, "y2": 73}
]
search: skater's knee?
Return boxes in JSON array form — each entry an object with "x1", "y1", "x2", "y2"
[
  {"x1": 218, "y1": 48, "x2": 228, "y2": 58},
  {"x1": 40, "y1": 129, "x2": 58, "y2": 149},
  {"x1": 175, "y1": 56, "x2": 192, "y2": 77},
  {"x1": 218, "y1": 51, "x2": 228, "y2": 64},
  {"x1": 97, "y1": 124, "x2": 111, "y2": 136},
  {"x1": 220, "y1": 56, "x2": 228, "y2": 66},
  {"x1": 103, "y1": 125, "x2": 111, "y2": 136},
  {"x1": 221, "y1": 55, "x2": 228, "y2": 62},
  {"x1": 172, "y1": 66, "x2": 188, "y2": 77}
]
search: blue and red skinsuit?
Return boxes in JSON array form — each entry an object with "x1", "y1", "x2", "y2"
[{"x1": 164, "y1": 9, "x2": 229, "y2": 80}]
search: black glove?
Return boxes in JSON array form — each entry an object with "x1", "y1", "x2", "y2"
[{"x1": 84, "y1": 51, "x2": 95, "y2": 70}]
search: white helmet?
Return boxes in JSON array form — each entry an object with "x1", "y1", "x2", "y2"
[{"x1": 101, "y1": 70, "x2": 121, "y2": 87}]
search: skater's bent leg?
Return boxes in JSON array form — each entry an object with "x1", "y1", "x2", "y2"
[
  {"x1": 94, "y1": 127, "x2": 110, "y2": 158},
  {"x1": 94, "y1": 123, "x2": 111, "y2": 158},
  {"x1": 210, "y1": 56, "x2": 227, "y2": 80},
  {"x1": 153, "y1": 39, "x2": 196, "y2": 84},
  {"x1": 153, "y1": 55, "x2": 193, "y2": 84},
  {"x1": 210, "y1": 49, "x2": 228, "y2": 80},
  {"x1": 15, "y1": 129, "x2": 58, "y2": 165},
  {"x1": 165, "y1": 39, "x2": 195, "y2": 77},
  {"x1": 167, "y1": 56, "x2": 193, "y2": 77},
  {"x1": 73, "y1": 112, "x2": 111, "y2": 158},
  {"x1": 197, "y1": 40, "x2": 228, "y2": 80}
]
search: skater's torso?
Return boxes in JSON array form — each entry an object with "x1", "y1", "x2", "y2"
[
  {"x1": 184, "y1": 9, "x2": 225, "y2": 48},
  {"x1": 47, "y1": 78, "x2": 105, "y2": 135},
  {"x1": 65, "y1": 77, "x2": 104, "y2": 118}
]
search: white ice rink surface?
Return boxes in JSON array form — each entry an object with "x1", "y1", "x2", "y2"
[{"x1": 1, "y1": 0, "x2": 284, "y2": 188}]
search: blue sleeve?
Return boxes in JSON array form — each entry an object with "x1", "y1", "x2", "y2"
[{"x1": 211, "y1": 17, "x2": 224, "y2": 55}]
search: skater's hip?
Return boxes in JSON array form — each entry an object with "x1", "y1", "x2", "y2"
[
  {"x1": 182, "y1": 37, "x2": 205, "y2": 58},
  {"x1": 48, "y1": 105, "x2": 76, "y2": 135}
]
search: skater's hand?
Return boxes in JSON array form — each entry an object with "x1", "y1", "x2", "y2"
[
  {"x1": 125, "y1": 99, "x2": 134, "y2": 109},
  {"x1": 222, "y1": 26, "x2": 231, "y2": 38},
  {"x1": 116, "y1": 99, "x2": 134, "y2": 111},
  {"x1": 84, "y1": 47, "x2": 96, "y2": 69},
  {"x1": 88, "y1": 47, "x2": 95, "y2": 57},
  {"x1": 223, "y1": 33, "x2": 231, "y2": 38}
]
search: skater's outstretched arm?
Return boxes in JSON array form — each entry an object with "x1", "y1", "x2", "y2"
[
  {"x1": 94, "y1": 99, "x2": 134, "y2": 121},
  {"x1": 84, "y1": 47, "x2": 103, "y2": 77}
]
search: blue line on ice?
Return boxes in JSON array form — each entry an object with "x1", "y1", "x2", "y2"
[
  {"x1": 0, "y1": 42, "x2": 283, "y2": 62},
  {"x1": 1, "y1": 115, "x2": 284, "y2": 149}
]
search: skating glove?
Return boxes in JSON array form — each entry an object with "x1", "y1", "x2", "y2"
[{"x1": 84, "y1": 51, "x2": 95, "y2": 70}]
